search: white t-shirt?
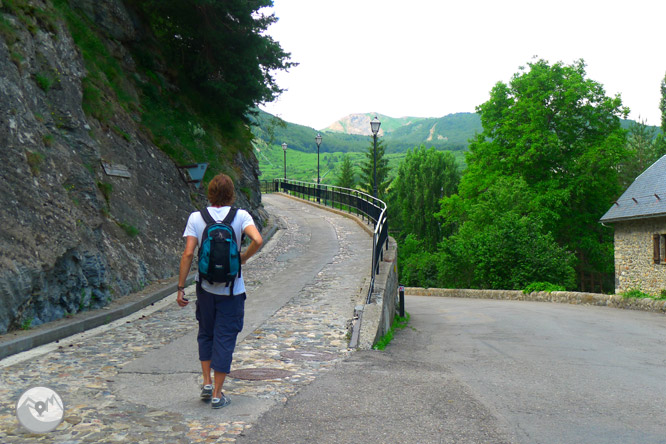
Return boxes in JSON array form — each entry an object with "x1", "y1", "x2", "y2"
[{"x1": 183, "y1": 206, "x2": 255, "y2": 295}]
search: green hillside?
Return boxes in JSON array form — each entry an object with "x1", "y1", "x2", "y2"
[
  {"x1": 249, "y1": 110, "x2": 368, "y2": 153},
  {"x1": 385, "y1": 113, "x2": 481, "y2": 153}
]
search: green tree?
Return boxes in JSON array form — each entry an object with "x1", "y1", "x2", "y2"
[
  {"x1": 438, "y1": 177, "x2": 576, "y2": 290},
  {"x1": 397, "y1": 234, "x2": 440, "y2": 288},
  {"x1": 619, "y1": 118, "x2": 666, "y2": 187},
  {"x1": 134, "y1": 0, "x2": 295, "y2": 120},
  {"x1": 335, "y1": 154, "x2": 356, "y2": 189},
  {"x1": 391, "y1": 146, "x2": 460, "y2": 250},
  {"x1": 660, "y1": 72, "x2": 666, "y2": 133},
  {"x1": 447, "y1": 59, "x2": 628, "y2": 290},
  {"x1": 359, "y1": 138, "x2": 390, "y2": 198}
]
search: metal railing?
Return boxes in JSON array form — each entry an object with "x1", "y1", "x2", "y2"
[
  {"x1": 260, "y1": 180, "x2": 278, "y2": 194},
  {"x1": 271, "y1": 179, "x2": 389, "y2": 304}
]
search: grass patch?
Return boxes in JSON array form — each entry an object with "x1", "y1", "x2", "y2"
[
  {"x1": 35, "y1": 72, "x2": 53, "y2": 91},
  {"x1": 42, "y1": 133, "x2": 54, "y2": 146},
  {"x1": 523, "y1": 282, "x2": 567, "y2": 294},
  {"x1": 373, "y1": 312, "x2": 410, "y2": 350},
  {"x1": 117, "y1": 221, "x2": 139, "y2": 237},
  {"x1": 620, "y1": 288, "x2": 666, "y2": 300},
  {"x1": 96, "y1": 181, "x2": 113, "y2": 205},
  {"x1": 26, "y1": 150, "x2": 44, "y2": 175},
  {"x1": 112, "y1": 125, "x2": 131, "y2": 142},
  {"x1": 20, "y1": 317, "x2": 33, "y2": 330},
  {"x1": 0, "y1": 13, "x2": 19, "y2": 45},
  {"x1": 53, "y1": 0, "x2": 136, "y2": 120}
]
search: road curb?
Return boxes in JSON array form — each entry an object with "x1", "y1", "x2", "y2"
[
  {"x1": 0, "y1": 275, "x2": 194, "y2": 361},
  {"x1": 405, "y1": 287, "x2": 666, "y2": 314}
]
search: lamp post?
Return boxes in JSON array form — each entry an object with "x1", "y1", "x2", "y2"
[
  {"x1": 282, "y1": 142, "x2": 287, "y2": 180},
  {"x1": 370, "y1": 116, "x2": 381, "y2": 198},
  {"x1": 315, "y1": 133, "x2": 322, "y2": 203}
]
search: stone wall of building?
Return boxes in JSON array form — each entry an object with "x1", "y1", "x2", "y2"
[{"x1": 613, "y1": 217, "x2": 666, "y2": 295}]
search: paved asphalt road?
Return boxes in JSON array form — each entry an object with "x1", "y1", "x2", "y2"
[{"x1": 238, "y1": 296, "x2": 666, "y2": 444}]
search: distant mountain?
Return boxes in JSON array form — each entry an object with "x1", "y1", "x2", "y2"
[
  {"x1": 249, "y1": 109, "x2": 368, "y2": 153},
  {"x1": 324, "y1": 113, "x2": 422, "y2": 136},
  {"x1": 251, "y1": 110, "x2": 483, "y2": 154}
]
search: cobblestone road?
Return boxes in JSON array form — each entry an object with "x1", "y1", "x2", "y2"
[{"x1": 0, "y1": 194, "x2": 371, "y2": 443}]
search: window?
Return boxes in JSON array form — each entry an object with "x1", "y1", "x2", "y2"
[{"x1": 653, "y1": 234, "x2": 666, "y2": 264}]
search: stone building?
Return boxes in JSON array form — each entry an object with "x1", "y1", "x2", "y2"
[{"x1": 600, "y1": 155, "x2": 666, "y2": 294}]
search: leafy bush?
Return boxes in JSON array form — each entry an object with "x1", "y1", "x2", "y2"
[
  {"x1": 523, "y1": 282, "x2": 567, "y2": 294},
  {"x1": 397, "y1": 235, "x2": 440, "y2": 288}
]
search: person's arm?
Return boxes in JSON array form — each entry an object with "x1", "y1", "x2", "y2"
[
  {"x1": 177, "y1": 236, "x2": 198, "y2": 307},
  {"x1": 240, "y1": 225, "x2": 263, "y2": 265}
]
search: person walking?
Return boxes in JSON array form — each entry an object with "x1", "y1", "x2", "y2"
[{"x1": 176, "y1": 173, "x2": 263, "y2": 409}]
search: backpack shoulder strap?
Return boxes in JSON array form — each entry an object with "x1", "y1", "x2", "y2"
[
  {"x1": 222, "y1": 207, "x2": 238, "y2": 225},
  {"x1": 200, "y1": 207, "x2": 215, "y2": 225}
]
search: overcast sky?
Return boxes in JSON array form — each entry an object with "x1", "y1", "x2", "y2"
[{"x1": 259, "y1": 0, "x2": 666, "y2": 131}]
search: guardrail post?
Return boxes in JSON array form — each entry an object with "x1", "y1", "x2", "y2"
[{"x1": 399, "y1": 285, "x2": 405, "y2": 317}]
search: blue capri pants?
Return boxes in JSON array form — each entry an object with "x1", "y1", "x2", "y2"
[{"x1": 195, "y1": 281, "x2": 246, "y2": 373}]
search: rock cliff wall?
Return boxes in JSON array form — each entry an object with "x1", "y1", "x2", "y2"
[{"x1": 0, "y1": 0, "x2": 266, "y2": 333}]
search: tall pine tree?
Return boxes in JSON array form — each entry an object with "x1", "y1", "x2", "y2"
[
  {"x1": 659, "y1": 71, "x2": 666, "y2": 134},
  {"x1": 359, "y1": 139, "x2": 390, "y2": 199},
  {"x1": 335, "y1": 155, "x2": 356, "y2": 189}
]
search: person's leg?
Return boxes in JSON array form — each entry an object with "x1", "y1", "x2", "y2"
[
  {"x1": 201, "y1": 361, "x2": 212, "y2": 386},
  {"x1": 213, "y1": 371, "x2": 227, "y2": 399},
  {"x1": 211, "y1": 293, "x2": 246, "y2": 400},
  {"x1": 196, "y1": 283, "x2": 216, "y2": 390}
]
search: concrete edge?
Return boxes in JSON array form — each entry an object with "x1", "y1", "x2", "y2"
[
  {"x1": 357, "y1": 238, "x2": 399, "y2": 350},
  {"x1": 0, "y1": 275, "x2": 194, "y2": 361},
  {"x1": 405, "y1": 287, "x2": 666, "y2": 314},
  {"x1": 0, "y1": 215, "x2": 283, "y2": 361}
]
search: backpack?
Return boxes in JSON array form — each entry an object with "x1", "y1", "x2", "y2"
[{"x1": 198, "y1": 207, "x2": 241, "y2": 292}]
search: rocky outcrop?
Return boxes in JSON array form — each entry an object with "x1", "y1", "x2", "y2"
[{"x1": 0, "y1": 0, "x2": 266, "y2": 333}]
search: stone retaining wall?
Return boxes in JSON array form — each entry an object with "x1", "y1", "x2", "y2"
[
  {"x1": 406, "y1": 287, "x2": 666, "y2": 314},
  {"x1": 357, "y1": 238, "x2": 398, "y2": 349}
]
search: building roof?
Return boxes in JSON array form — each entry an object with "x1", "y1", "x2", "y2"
[{"x1": 600, "y1": 154, "x2": 666, "y2": 223}]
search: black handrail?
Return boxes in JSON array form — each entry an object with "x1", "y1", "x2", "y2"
[{"x1": 272, "y1": 179, "x2": 388, "y2": 304}]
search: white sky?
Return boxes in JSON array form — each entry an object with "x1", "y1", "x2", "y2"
[{"x1": 259, "y1": 0, "x2": 666, "y2": 131}]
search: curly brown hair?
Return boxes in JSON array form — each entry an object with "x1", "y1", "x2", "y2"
[{"x1": 207, "y1": 174, "x2": 236, "y2": 206}]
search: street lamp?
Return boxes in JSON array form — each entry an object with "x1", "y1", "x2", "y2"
[
  {"x1": 282, "y1": 142, "x2": 287, "y2": 180},
  {"x1": 315, "y1": 133, "x2": 322, "y2": 203},
  {"x1": 370, "y1": 116, "x2": 381, "y2": 198}
]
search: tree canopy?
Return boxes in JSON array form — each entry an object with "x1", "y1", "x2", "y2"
[
  {"x1": 390, "y1": 146, "x2": 459, "y2": 250},
  {"x1": 441, "y1": 59, "x2": 629, "y2": 290},
  {"x1": 359, "y1": 138, "x2": 390, "y2": 199},
  {"x1": 134, "y1": 0, "x2": 295, "y2": 119}
]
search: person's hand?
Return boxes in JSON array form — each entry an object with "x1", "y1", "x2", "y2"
[{"x1": 176, "y1": 288, "x2": 189, "y2": 307}]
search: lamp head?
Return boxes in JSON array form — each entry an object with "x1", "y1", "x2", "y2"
[{"x1": 370, "y1": 116, "x2": 381, "y2": 136}]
